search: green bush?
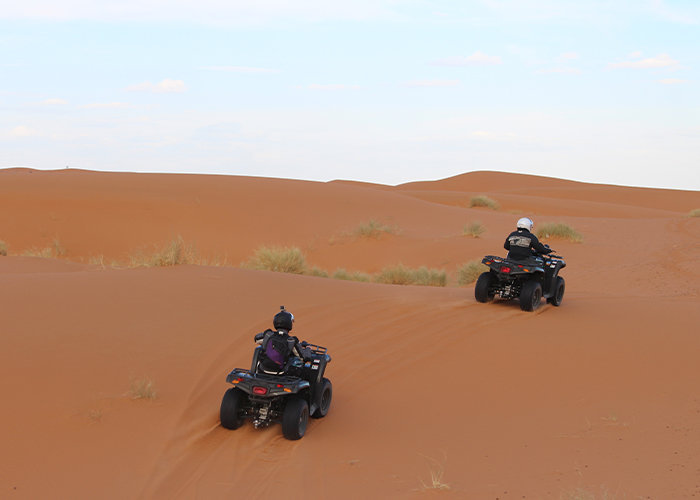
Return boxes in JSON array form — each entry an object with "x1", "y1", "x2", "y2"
[
  {"x1": 536, "y1": 223, "x2": 583, "y2": 243},
  {"x1": 463, "y1": 221, "x2": 485, "y2": 238},
  {"x1": 245, "y1": 246, "x2": 306, "y2": 274},
  {"x1": 469, "y1": 195, "x2": 499, "y2": 210},
  {"x1": 0, "y1": 240, "x2": 7, "y2": 256},
  {"x1": 332, "y1": 268, "x2": 371, "y2": 282},
  {"x1": 689, "y1": 208, "x2": 700, "y2": 217},
  {"x1": 375, "y1": 264, "x2": 447, "y2": 287},
  {"x1": 457, "y1": 260, "x2": 488, "y2": 285}
]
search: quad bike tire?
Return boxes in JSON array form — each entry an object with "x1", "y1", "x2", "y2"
[
  {"x1": 220, "y1": 387, "x2": 246, "y2": 430},
  {"x1": 547, "y1": 276, "x2": 565, "y2": 306},
  {"x1": 282, "y1": 396, "x2": 309, "y2": 440},
  {"x1": 311, "y1": 378, "x2": 332, "y2": 419},
  {"x1": 474, "y1": 271, "x2": 496, "y2": 303},
  {"x1": 520, "y1": 280, "x2": 542, "y2": 311}
]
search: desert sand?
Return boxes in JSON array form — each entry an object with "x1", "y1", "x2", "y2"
[{"x1": 1, "y1": 168, "x2": 699, "y2": 499}]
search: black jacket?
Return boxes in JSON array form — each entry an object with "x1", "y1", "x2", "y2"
[{"x1": 503, "y1": 228, "x2": 552, "y2": 261}]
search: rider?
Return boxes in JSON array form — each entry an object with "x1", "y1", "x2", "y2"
[
  {"x1": 254, "y1": 306, "x2": 308, "y2": 374},
  {"x1": 504, "y1": 217, "x2": 552, "y2": 262}
]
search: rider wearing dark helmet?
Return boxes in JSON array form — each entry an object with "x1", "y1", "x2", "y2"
[
  {"x1": 504, "y1": 217, "x2": 552, "y2": 262},
  {"x1": 254, "y1": 306, "x2": 307, "y2": 374}
]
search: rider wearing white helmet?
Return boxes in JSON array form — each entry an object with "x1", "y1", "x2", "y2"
[{"x1": 504, "y1": 217, "x2": 552, "y2": 261}]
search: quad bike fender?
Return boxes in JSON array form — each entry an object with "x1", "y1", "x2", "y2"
[{"x1": 226, "y1": 369, "x2": 310, "y2": 397}]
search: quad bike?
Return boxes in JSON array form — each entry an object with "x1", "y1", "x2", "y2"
[
  {"x1": 474, "y1": 251, "x2": 566, "y2": 311},
  {"x1": 220, "y1": 341, "x2": 332, "y2": 440}
]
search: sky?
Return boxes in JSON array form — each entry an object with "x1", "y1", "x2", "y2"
[{"x1": 1, "y1": 0, "x2": 699, "y2": 190}]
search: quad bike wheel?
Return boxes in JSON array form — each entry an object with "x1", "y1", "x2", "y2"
[
  {"x1": 311, "y1": 378, "x2": 332, "y2": 419},
  {"x1": 220, "y1": 388, "x2": 246, "y2": 430},
  {"x1": 547, "y1": 276, "x2": 565, "y2": 306},
  {"x1": 474, "y1": 271, "x2": 496, "y2": 303},
  {"x1": 282, "y1": 396, "x2": 309, "y2": 440},
  {"x1": 520, "y1": 280, "x2": 542, "y2": 311}
]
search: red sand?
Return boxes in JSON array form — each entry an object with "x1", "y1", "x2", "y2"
[{"x1": 1, "y1": 168, "x2": 699, "y2": 498}]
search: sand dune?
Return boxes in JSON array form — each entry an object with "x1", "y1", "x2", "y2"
[{"x1": 1, "y1": 168, "x2": 699, "y2": 498}]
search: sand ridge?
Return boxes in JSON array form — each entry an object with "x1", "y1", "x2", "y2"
[{"x1": 1, "y1": 168, "x2": 699, "y2": 498}]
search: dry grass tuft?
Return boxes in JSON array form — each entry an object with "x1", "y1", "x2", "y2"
[
  {"x1": 689, "y1": 208, "x2": 700, "y2": 217},
  {"x1": 536, "y1": 222, "x2": 583, "y2": 243},
  {"x1": 130, "y1": 236, "x2": 196, "y2": 267},
  {"x1": 333, "y1": 268, "x2": 372, "y2": 282},
  {"x1": 375, "y1": 264, "x2": 447, "y2": 287},
  {"x1": 244, "y1": 246, "x2": 307, "y2": 274},
  {"x1": 463, "y1": 221, "x2": 486, "y2": 238},
  {"x1": 22, "y1": 238, "x2": 66, "y2": 258},
  {"x1": 306, "y1": 266, "x2": 329, "y2": 278},
  {"x1": 88, "y1": 409, "x2": 103, "y2": 423},
  {"x1": 457, "y1": 260, "x2": 488, "y2": 285},
  {"x1": 560, "y1": 485, "x2": 617, "y2": 500},
  {"x1": 420, "y1": 455, "x2": 450, "y2": 491},
  {"x1": 129, "y1": 377, "x2": 157, "y2": 401},
  {"x1": 354, "y1": 219, "x2": 398, "y2": 238},
  {"x1": 469, "y1": 195, "x2": 499, "y2": 210},
  {"x1": 0, "y1": 240, "x2": 7, "y2": 256}
]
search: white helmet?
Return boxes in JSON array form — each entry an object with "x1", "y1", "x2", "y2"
[{"x1": 516, "y1": 217, "x2": 534, "y2": 231}]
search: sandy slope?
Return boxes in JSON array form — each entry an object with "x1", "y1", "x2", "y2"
[{"x1": 1, "y1": 169, "x2": 699, "y2": 499}]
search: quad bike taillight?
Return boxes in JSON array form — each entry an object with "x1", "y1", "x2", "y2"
[
  {"x1": 500, "y1": 266, "x2": 511, "y2": 273},
  {"x1": 252, "y1": 386, "x2": 268, "y2": 395}
]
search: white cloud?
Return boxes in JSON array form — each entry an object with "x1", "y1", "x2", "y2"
[
  {"x1": 3, "y1": 125, "x2": 39, "y2": 139},
  {"x1": 306, "y1": 84, "x2": 360, "y2": 90},
  {"x1": 80, "y1": 102, "x2": 133, "y2": 109},
  {"x1": 556, "y1": 52, "x2": 579, "y2": 62},
  {"x1": 647, "y1": 0, "x2": 699, "y2": 25},
  {"x1": 126, "y1": 79, "x2": 187, "y2": 93},
  {"x1": 608, "y1": 53, "x2": 679, "y2": 69},
  {"x1": 431, "y1": 51, "x2": 502, "y2": 66},
  {"x1": 657, "y1": 78, "x2": 688, "y2": 85},
  {"x1": 536, "y1": 67, "x2": 582, "y2": 75},
  {"x1": 201, "y1": 66, "x2": 279, "y2": 74},
  {"x1": 402, "y1": 80, "x2": 460, "y2": 88},
  {"x1": 41, "y1": 98, "x2": 68, "y2": 105}
]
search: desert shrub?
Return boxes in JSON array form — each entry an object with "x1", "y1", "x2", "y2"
[
  {"x1": 463, "y1": 221, "x2": 485, "y2": 238},
  {"x1": 129, "y1": 377, "x2": 157, "y2": 400},
  {"x1": 469, "y1": 195, "x2": 499, "y2": 210},
  {"x1": 52, "y1": 238, "x2": 66, "y2": 257},
  {"x1": 23, "y1": 247, "x2": 55, "y2": 258},
  {"x1": 22, "y1": 238, "x2": 66, "y2": 258},
  {"x1": 130, "y1": 236, "x2": 196, "y2": 267},
  {"x1": 457, "y1": 260, "x2": 488, "y2": 285},
  {"x1": 375, "y1": 264, "x2": 447, "y2": 287},
  {"x1": 0, "y1": 240, "x2": 7, "y2": 256},
  {"x1": 332, "y1": 268, "x2": 371, "y2": 282},
  {"x1": 245, "y1": 246, "x2": 306, "y2": 274},
  {"x1": 355, "y1": 219, "x2": 398, "y2": 238},
  {"x1": 88, "y1": 255, "x2": 106, "y2": 268},
  {"x1": 306, "y1": 266, "x2": 329, "y2": 278},
  {"x1": 689, "y1": 208, "x2": 700, "y2": 217},
  {"x1": 536, "y1": 223, "x2": 583, "y2": 243}
]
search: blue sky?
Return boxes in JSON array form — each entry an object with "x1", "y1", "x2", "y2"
[{"x1": 1, "y1": 1, "x2": 698, "y2": 189}]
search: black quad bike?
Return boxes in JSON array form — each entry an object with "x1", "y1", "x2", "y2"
[
  {"x1": 220, "y1": 341, "x2": 332, "y2": 440},
  {"x1": 474, "y1": 252, "x2": 566, "y2": 311}
]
